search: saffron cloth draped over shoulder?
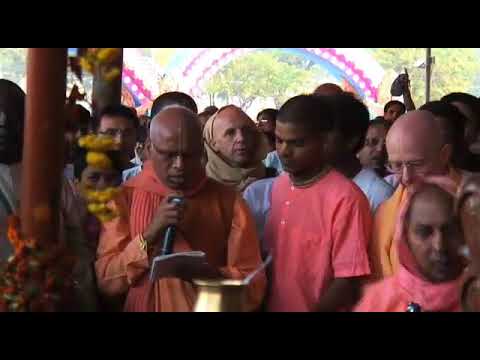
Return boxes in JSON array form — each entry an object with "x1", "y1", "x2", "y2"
[{"x1": 94, "y1": 160, "x2": 266, "y2": 312}]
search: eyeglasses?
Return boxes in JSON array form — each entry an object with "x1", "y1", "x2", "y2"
[
  {"x1": 385, "y1": 160, "x2": 429, "y2": 174},
  {"x1": 99, "y1": 128, "x2": 136, "y2": 138}
]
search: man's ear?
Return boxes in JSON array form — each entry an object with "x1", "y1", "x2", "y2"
[{"x1": 210, "y1": 139, "x2": 218, "y2": 152}]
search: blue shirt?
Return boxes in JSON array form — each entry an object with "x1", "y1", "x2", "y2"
[
  {"x1": 263, "y1": 151, "x2": 283, "y2": 174},
  {"x1": 384, "y1": 173, "x2": 400, "y2": 189},
  {"x1": 353, "y1": 168, "x2": 394, "y2": 212},
  {"x1": 243, "y1": 177, "x2": 275, "y2": 252},
  {"x1": 122, "y1": 164, "x2": 143, "y2": 182}
]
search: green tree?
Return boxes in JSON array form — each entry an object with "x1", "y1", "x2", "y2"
[
  {"x1": 369, "y1": 48, "x2": 480, "y2": 105},
  {"x1": 205, "y1": 51, "x2": 324, "y2": 110},
  {"x1": 267, "y1": 49, "x2": 316, "y2": 70},
  {"x1": 0, "y1": 48, "x2": 96, "y2": 102},
  {"x1": 430, "y1": 48, "x2": 480, "y2": 99},
  {"x1": 0, "y1": 48, "x2": 27, "y2": 84}
]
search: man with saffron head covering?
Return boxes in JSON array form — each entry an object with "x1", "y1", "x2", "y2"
[
  {"x1": 203, "y1": 105, "x2": 275, "y2": 192},
  {"x1": 355, "y1": 178, "x2": 466, "y2": 312}
]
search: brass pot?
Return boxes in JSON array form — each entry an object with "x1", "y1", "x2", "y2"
[
  {"x1": 458, "y1": 176, "x2": 480, "y2": 272},
  {"x1": 193, "y1": 279, "x2": 247, "y2": 312}
]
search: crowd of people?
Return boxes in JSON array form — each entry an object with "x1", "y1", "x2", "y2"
[{"x1": 1, "y1": 73, "x2": 480, "y2": 312}]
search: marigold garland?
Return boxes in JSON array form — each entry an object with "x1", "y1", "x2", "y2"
[
  {"x1": 78, "y1": 134, "x2": 122, "y2": 223},
  {"x1": 0, "y1": 216, "x2": 76, "y2": 312},
  {"x1": 78, "y1": 134, "x2": 120, "y2": 152},
  {"x1": 86, "y1": 152, "x2": 113, "y2": 170},
  {"x1": 84, "y1": 187, "x2": 121, "y2": 223},
  {"x1": 79, "y1": 48, "x2": 122, "y2": 83}
]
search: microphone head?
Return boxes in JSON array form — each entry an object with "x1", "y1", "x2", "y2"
[
  {"x1": 406, "y1": 302, "x2": 422, "y2": 312},
  {"x1": 168, "y1": 196, "x2": 184, "y2": 205}
]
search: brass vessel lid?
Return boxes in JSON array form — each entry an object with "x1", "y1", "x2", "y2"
[{"x1": 193, "y1": 279, "x2": 245, "y2": 287}]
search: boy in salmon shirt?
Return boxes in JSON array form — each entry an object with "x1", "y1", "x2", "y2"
[{"x1": 265, "y1": 94, "x2": 372, "y2": 312}]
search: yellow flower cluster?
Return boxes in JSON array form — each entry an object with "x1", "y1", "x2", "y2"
[
  {"x1": 86, "y1": 152, "x2": 112, "y2": 170},
  {"x1": 79, "y1": 48, "x2": 122, "y2": 82},
  {"x1": 83, "y1": 187, "x2": 121, "y2": 223},
  {"x1": 79, "y1": 57, "x2": 94, "y2": 74},
  {"x1": 84, "y1": 187, "x2": 121, "y2": 203},
  {"x1": 97, "y1": 48, "x2": 121, "y2": 63},
  {"x1": 103, "y1": 68, "x2": 121, "y2": 82},
  {"x1": 78, "y1": 134, "x2": 119, "y2": 152},
  {"x1": 79, "y1": 134, "x2": 120, "y2": 170},
  {"x1": 78, "y1": 133, "x2": 122, "y2": 223}
]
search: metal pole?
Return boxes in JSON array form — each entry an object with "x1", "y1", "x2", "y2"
[
  {"x1": 425, "y1": 48, "x2": 432, "y2": 102},
  {"x1": 21, "y1": 48, "x2": 67, "y2": 244}
]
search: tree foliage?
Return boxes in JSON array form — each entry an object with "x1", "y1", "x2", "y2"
[
  {"x1": 369, "y1": 48, "x2": 480, "y2": 105},
  {"x1": 0, "y1": 48, "x2": 27, "y2": 85},
  {"x1": 205, "y1": 51, "x2": 326, "y2": 110}
]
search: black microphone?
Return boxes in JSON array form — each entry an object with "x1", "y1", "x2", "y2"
[
  {"x1": 161, "y1": 196, "x2": 184, "y2": 256},
  {"x1": 406, "y1": 302, "x2": 422, "y2": 312}
]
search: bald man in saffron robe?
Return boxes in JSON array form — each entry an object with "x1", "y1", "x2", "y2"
[
  {"x1": 369, "y1": 111, "x2": 471, "y2": 281},
  {"x1": 95, "y1": 106, "x2": 266, "y2": 312}
]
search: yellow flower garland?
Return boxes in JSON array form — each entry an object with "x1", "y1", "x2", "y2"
[
  {"x1": 78, "y1": 134, "x2": 120, "y2": 152},
  {"x1": 84, "y1": 187, "x2": 121, "y2": 223},
  {"x1": 79, "y1": 48, "x2": 122, "y2": 83},
  {"x1": 78, "y1": 134, "x2": 122, "y2": 223},
  {"x1": 86, "y1": 152, "x2": 112, "y2": 170},
  {"x1": 96, "y1": 48, "x2": 121, "y2": 63}
]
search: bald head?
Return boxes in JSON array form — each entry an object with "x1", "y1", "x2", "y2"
[
  {"x1": 313, "y1": 83, "x2": 343, "y2": 97},
  {"x1": 149, "y1": 106, "x2": 204, "y2": 190},
  {"x1": 387, "y1": 110, "x2": 452, "y2": 186},
  {"x1": 387, "y1": 110, "x2": 445, "y2": 151},
  {"x1": 212, "y1": 106, "x2": 255, "y2": 137},
  {"x1": 150, "y1": 106, "x2": 202, "y2": 146},
  {"x1": 209, "y1": 105, "x2": 259, "y2": 167}
]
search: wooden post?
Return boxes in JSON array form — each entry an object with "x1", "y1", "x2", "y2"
[
  {"x1": 91, "y1": 48, "x2": 123, "y2": 118},
  {"x1": 20, "y1": 48, "x2": 67, "y2": 244}
]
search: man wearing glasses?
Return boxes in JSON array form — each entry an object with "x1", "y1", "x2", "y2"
[
  {"x1": 368, "y1": 110, "x2": 468, "y2": 281},
  {"x1": 95, "y1": 106, "x2": 266, "y2": 311},
  {"x1": 96, "y1": 105, "x2": 139, "y2": 171}
]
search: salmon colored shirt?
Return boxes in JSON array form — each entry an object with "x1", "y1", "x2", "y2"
[
  {"x1": 354, "y1": 267, "x2": 463, "y2": 312},
  {"x1": 95, "y1": 161, "x2": 266, "y2": 312},
  {"x1": 265, "y1": 170, "x2": 372, "y2": 312}
]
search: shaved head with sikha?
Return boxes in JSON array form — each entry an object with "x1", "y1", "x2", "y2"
[
  {"x1": 386, "y1": 110, "x2": 452, "y2": 187},
  {"x1": 150, "y1": 106, "x2": 204, "y2": 190}
]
